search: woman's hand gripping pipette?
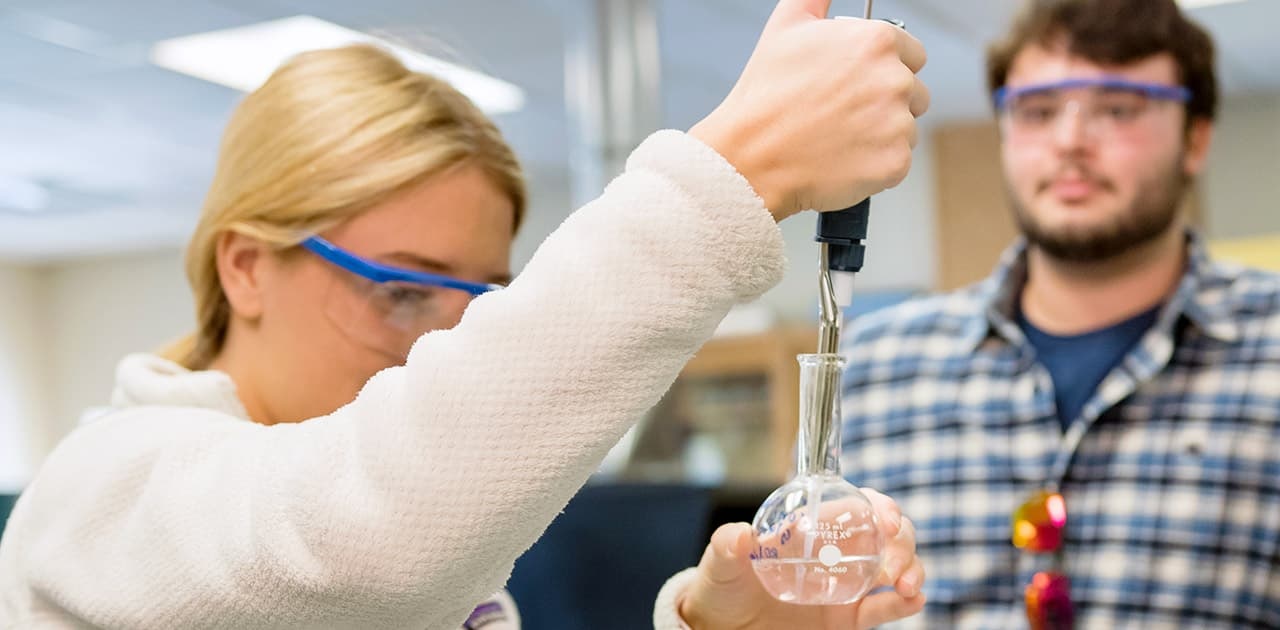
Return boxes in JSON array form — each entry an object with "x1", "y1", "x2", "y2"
[{"x1": 689, "y1": 0, "x2": 928, "y2": 223}]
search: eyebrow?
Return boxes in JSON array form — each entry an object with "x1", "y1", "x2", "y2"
[{"x1": 382, "y1": 251, "x2": 512, "y2": 286}]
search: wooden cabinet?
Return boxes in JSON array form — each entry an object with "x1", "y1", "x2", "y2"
[{"x1": 621, "y1": 326, "x2": 817, "y2": 485}]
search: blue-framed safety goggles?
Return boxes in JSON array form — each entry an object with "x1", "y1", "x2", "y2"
[
  {"x1": 993, "y1": 77, "x2": 1191, "y2": 111},
  {"x1": 301, "y1": 236, "x2": 503, "y2": 296}
]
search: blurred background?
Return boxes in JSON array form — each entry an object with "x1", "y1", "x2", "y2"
[{"x1": 0, "y1": 0, "x2": 1277, "y2": 625}]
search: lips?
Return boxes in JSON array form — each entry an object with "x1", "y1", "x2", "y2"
[
  {"x1": 1048, "y1": 178, "x2": 1096, "y2": 201},
  {"x1": 1037, "y1": 165, "x2": 1111, "y2": 204}
]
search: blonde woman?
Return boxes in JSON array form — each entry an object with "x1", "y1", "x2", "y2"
[{"x1": 0, "y1": 1, "x2": 929, "y2": 628}]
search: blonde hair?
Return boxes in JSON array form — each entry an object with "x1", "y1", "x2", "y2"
[{"x1": 161, "y1": 44, "x2": 526, "y2": 369}]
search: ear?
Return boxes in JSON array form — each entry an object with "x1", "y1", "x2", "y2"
[
  {"x1": 215, "y1": 231, "x2": 271, "y2": 321},
  {"x1": 1182, "y1": 117, "x2": 1214, "y2": 178}
]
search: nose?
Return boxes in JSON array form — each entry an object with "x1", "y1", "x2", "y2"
[{"x1": 1052, "y1": 100, "x2": 1092, "y2": 152}]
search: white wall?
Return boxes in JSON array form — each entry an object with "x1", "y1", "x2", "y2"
[
  {"x1": 42, "y1": 250, "x2": 191, "y2": 451},
  {"x1": 1204, "y1": 94, "x2": 1280, "y2": 239},
  {"x1": 0, "y1": 264, "x2": 46, "y2": 492},
  {"x1": 762, "y1": 132, "x2": 938, "y2": 321}
]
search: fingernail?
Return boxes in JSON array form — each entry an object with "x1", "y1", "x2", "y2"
[{"x1": 727, "y1": 524, "x2": 753, "y2": 560}]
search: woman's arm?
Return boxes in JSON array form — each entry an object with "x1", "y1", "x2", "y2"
[{"x1": 16, "y1": 131, "x2": 784, "y2": 630}]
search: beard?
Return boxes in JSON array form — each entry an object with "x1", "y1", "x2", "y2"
[{"x1": 1008, "y1": 153, "x2": 1188, "y2": 263}]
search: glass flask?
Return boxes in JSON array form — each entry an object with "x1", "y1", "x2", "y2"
[{"x1": 750, "y1": 353, "x2": 884, "y2": 604}]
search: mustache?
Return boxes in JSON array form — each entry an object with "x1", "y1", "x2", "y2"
[{"x1": 1036, "y1": 163, "x2": 1116, "y2": 194}]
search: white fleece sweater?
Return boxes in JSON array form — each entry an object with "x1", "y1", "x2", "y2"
[{"x1": 0, "y1": 130, "x2": 784, "y2": 630}]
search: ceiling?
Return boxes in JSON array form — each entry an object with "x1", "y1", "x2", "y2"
[{"x1": 0, "y1": 0, "x2": 1275, "y2": 263}]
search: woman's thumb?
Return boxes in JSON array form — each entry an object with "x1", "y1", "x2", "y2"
[{"x1": 702, "y1": 522, "x2": 755, "y2": 585}]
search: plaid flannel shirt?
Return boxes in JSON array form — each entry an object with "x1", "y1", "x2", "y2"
[{"x1": 839, "y1": 233, "x2": 1280, "y2": 629}]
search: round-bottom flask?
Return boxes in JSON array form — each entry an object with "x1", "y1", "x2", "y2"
[{"x1": 750, "y1": 354, "x2": 884, "y2": 604}]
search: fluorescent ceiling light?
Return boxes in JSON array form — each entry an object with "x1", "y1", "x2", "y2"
[
  {"x1": 149, "y1": 15, "x2": 524, "y2": 114},
  {"x1": 1177, "y1": 0, "x2": 1248, "y2": 9}
]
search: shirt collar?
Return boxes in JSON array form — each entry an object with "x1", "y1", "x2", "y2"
[{"x1": 959, "y1": 230, "x2": 1241, "y2": 353}]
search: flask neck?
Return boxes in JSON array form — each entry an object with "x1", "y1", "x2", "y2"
[{"x1": 796, "y1": 353, "x2": 845, "y2": 477}]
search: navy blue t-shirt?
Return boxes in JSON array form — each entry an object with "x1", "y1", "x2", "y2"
[{"x1": 1018, "y1": 304, "x2": 1162, "y2": 432}]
